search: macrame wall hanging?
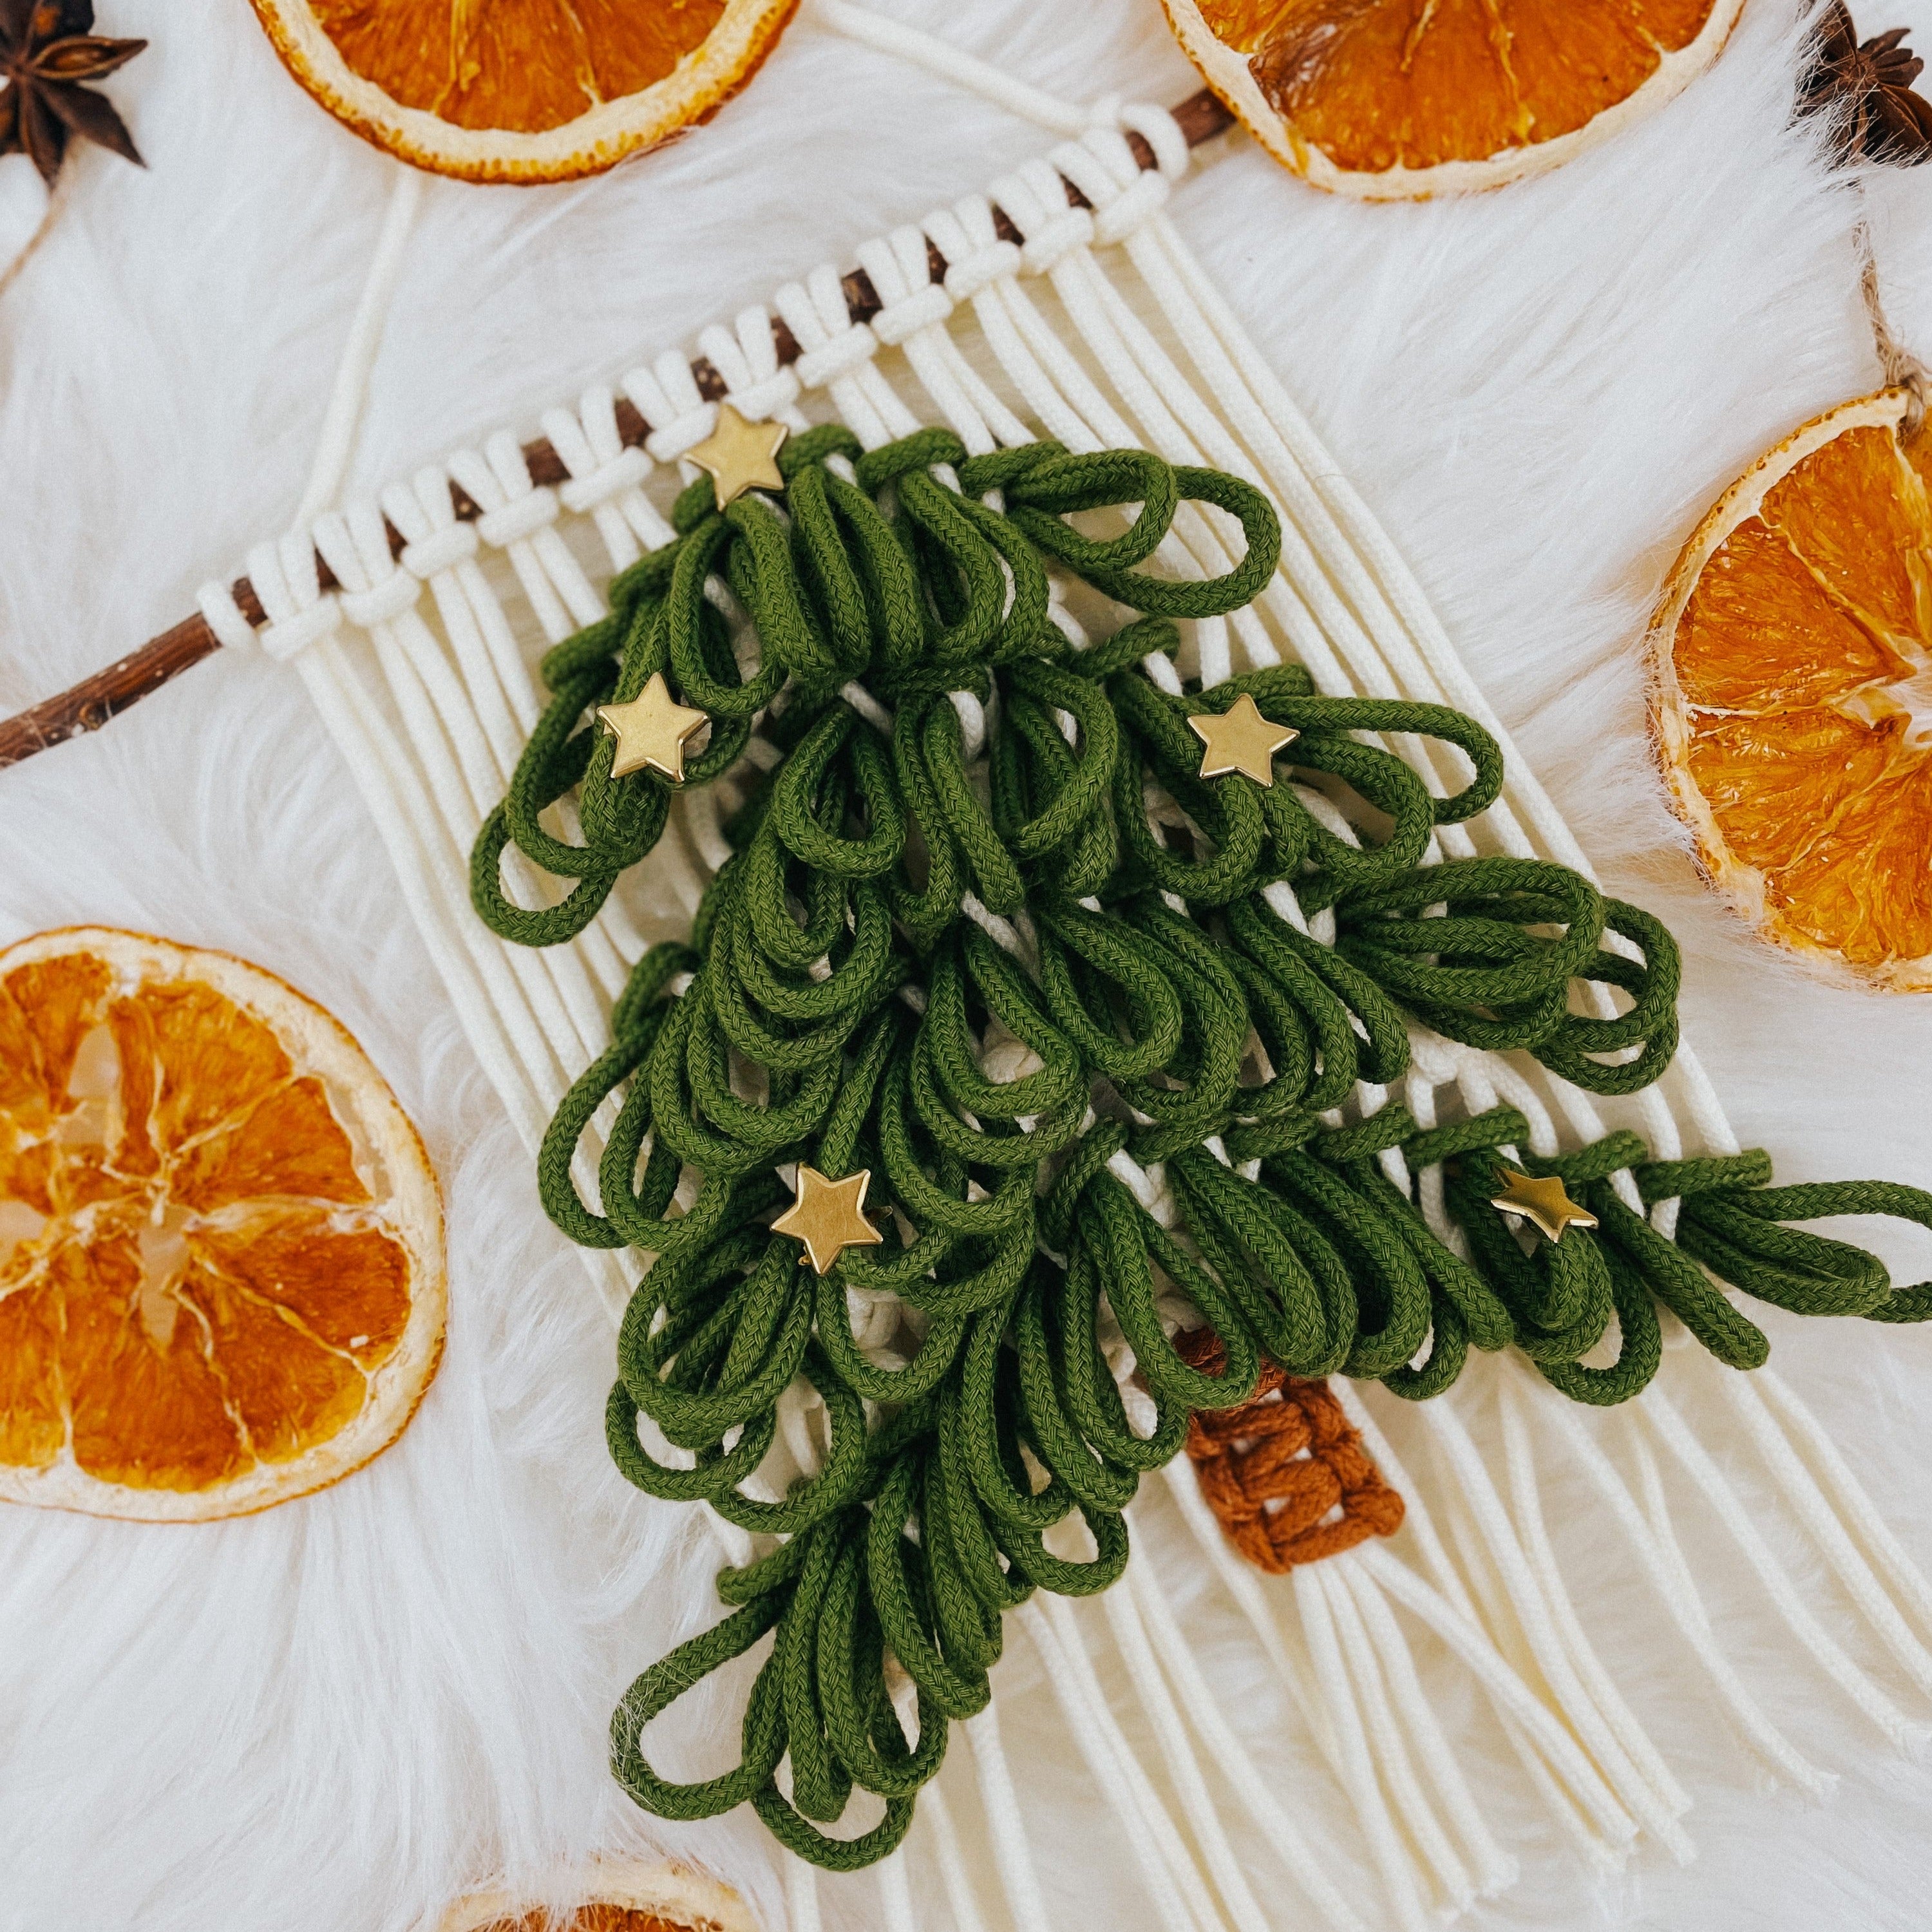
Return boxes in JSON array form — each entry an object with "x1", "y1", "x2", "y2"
[{"x1": 14, "y1": 12, "x2": 1932, "y2": 1931}]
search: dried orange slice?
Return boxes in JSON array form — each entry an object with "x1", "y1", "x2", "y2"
[
  {"x1": 248, "y1": 0, "x2": 800, "y2": 185},
  {"x1": 1649, "y1": 390, "x2": 1932, "y2": 990},
  {"x1": 0, "y1": 927, "x2": 444, "y2": 1519},
  {"x1": 439, "y1": 1859, "x2": 756, "y2": 1932},
  {"x1": 1162, "y1": 0, "x2": 1748, "y2": 198}
]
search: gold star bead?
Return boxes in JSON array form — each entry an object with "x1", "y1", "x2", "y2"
[
  {"x1": 1188, "y1": 692, "x2": 1300, "y2": 786},
  {"x1": 686, "y1": 402, "x2": 789, "y2": 510},
  {"x1": 1489, "y1": 1166, "x2": 1600, "y2": 1244},
  {"x1": 773, "y1": 1166, "x2": 886, "y2": 1276},
  {"x1": 596, "y1": 672, "x2": 710, "y2": 782}
]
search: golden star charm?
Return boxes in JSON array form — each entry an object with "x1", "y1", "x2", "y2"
[
  {"x1": 687, "y1": 402, "x2": 788, "y2": 510},
  {"x1": 773, "y1": 1166, "x2": 885, "y2": 1276},
  {"x1": 596, "y1": 672, "x2": 709, "y2": 782},
  {"x1": 1188, "y1": 692, "x2": 1300, "y2": 786},
  {"x1": 1490, "y1": 1166, "x2": 1599, "y2": 1244}
]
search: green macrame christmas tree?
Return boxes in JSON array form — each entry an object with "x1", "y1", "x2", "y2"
[{"x1": 474, "y1": 422, "x2": 1932, "y2": 1868}]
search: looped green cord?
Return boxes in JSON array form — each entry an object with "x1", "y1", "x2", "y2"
[{"x1": 466, "y1": 427, "x2": 1932, "y2": 1870}]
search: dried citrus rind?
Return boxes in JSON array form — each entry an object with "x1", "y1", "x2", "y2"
[
  {"x1": 0, "y1": 927, "x2": 445, "y2": 1519},
  {"x1": 1161, "y1": 0, "x2": 1747, "y2": 198},
  {"x1": 1649, "y1": 390, "x2": 1932, "y2": 991},
  {"x1": 438, "y1": 1857, "x2": 757, "y2": 1932},
  {"x1": 249, "y1": 0, "x2": 800, "y2": 185}
]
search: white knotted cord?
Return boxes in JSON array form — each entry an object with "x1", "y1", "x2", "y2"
[{"x1": 182, "y1": 17, "x2": 1932, "y2": 1924}]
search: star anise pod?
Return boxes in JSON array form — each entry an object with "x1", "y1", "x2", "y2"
[
  {"x1": 1801, "y1": 1, "x2": 1932, "y2": 166},
  {"x1": 0, "y1": 0, "x2": 145, "y2": 186}
]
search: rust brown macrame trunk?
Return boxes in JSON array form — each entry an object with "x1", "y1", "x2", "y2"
[{"x1": 1177, "y1": 1329, "x2": 1404, "y2": 1574}]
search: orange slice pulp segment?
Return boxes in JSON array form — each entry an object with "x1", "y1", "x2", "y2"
[
  {"x1": 1650, "y1": 390, "x2": 1932, "y2": 988},
  {"x1": 250, "y1": 0, "x2": 800, "y2": 184},
  {"x1": 0, "y1": 928, "x2": 444, "y2": 1518},
  {"x1": 1161, "y1": 0, "x2": 1747, "y2": 197}
]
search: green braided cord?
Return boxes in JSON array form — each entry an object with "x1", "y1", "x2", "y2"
[{"x1": 463, "y1": 427, "x2": 1932, "y2": 1867}]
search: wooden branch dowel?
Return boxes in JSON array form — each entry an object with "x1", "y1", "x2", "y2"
[{"x1": 0, "y1": 87, "x2": 1235, "y2": 773}]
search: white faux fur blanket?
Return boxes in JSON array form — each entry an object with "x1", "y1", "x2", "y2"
[{"x1": 5, "y1": 3, "x2": 1932, "y2": 1929}]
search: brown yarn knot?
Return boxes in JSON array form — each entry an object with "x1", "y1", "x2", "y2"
[{"x1": 1177, "y1": 1329, "x2": 1404, "y2": 1574}]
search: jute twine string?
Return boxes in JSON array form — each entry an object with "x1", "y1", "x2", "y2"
[
  {"x1": 1857, "y1": 216, "x2": 1930, "y2": 439},
  {"x1": 469, "y1": 423, "x2": 1932, "y2": 1868}
]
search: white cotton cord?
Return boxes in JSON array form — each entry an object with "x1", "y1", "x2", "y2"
[
  {"x1": 784, "y1": 1855, "x2": 822, "y2": 1932},
  {"x1": 317, "y1": 509, "x2": 498, "y2": 820},
  {"x1": 453, "y1": 431, "x2": 604, "y2": 639},
  {"x1": 406, "y1": 536, "x2": 526, "y2": 781},
  {"x1": 1312, "y1": 1560, "x2": 1475, "y2": 1917},
  {"x1": 1092, "y1": 1580, "x2": 1280, "y2": 1932},
  {"x1": 984, "y1": 263, "x2": 1122, "y2": 449},
  {"x1": 322, "y1": 596, "x2": 611, "y2": 1076},
  {"x1": 1753, "y1": 1365, "x2": 1932, "y2": 1640},
  {"x1": 702, "y1": 307, "x2": 815, "y2": 433},
  {"x1": 280, "y1": 562, "x2": 625, "y2": 1224},
  {"x1": 876, "y1": 1845, "x2": 918, "y2": 1932},
  {"x1": 1519, "y1": 1367, "x2": 1830, "y2": 1797},
  {"x1": 388, "y1": 466, "x2": 540, "y2": 742},
  {"x1": 314, "y1": 504, "x2": 634, "y2": 1072},
  {"x1": 1493, "y1": 1376, "x2": 1696, "y2": 1858},
  {"x1": 312, "y1": 650, "x2": 582, "y2": 1111},
  {"x1": 777, "y1": 265, "x2": 920, "y2": 451},
  {"x1": 1418, "y1": 1397, "x2": 1689, "y2": 1853},
  {"x1": 971, "y1": 249, "x2": 1300, "y2": 695},
  {"x1": 1291, "y1": 1566, "x2": 1435, "y2": 1932},
  {"x1": 1433, "y1": 1454, "x2": 1540, "y2": 1693},
  {"x1": 1350, "y1": 1540, "x2": 1636, "y2": 1854},
  {"x1": 1336, "y1": 1555, "x2": 1519, "y2": 1900},
  {"x1": 1329, "y1": 1381, "x2": 1480, "y2": 1625},
  {"x1": 294, "y1": 165, "x2": 424, "y2": 526},
  {"x1": 922, "y1": 1780, "x2": 996, "y2": 1932},
  {"x1": 1157, "y1": 1459, "x2": 1327, "y2": 1741},
  {"x1": 1627, "y1": 1414, "x2": 1712, "y2": 1625},
  {"x1": 1710, "y1": 1367, "x2": 1932, "y2": 1700},
  {"x1": 1090, "y1": 238, "x2": 1406, "y2": 696},
  {"x1": 381, "y1": 460, "x2": 654, "y2": 1012},
  {"x1": 1122, "y1": 1544, "x2": 1374, "y2": 1932},
  {"x1": 626, "y1": 350, "x2": 717, "y2": 469},
  {"x1": 1018, "y1": 1599, "x2": 1220, "y2": 1932},
  {"x1": 860, "y1": 225, "x2": 1028, "y2": 456},
  {"x1": 545, "y1": 383, "x2": 675, "y2": 571},
  {"x1": 1110, "y1": 214, "x2": 1669, "y2": 1053},
  {"x1": 291, "y1": 643, "x2": 547, "y2": 1146},
  {"x1": 961, "y1": 1702, "x2": 1052, "y2": 1932},
  {"x1": 812, "y1": 0, "x2": 1091, "y2": 135},
  {"x1": 1640, "y1": 1386, "x2": 1926, "y2": 1751}
]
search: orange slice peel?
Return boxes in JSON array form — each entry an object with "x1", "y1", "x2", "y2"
[
  {"x1": 438, "y1": 1858, "x2": 757, "y2": 1932},
  {"x1": 0, "y1": 927, "x2": 445, "y2": 1519},
  {"x1": 1161, "y1": 0, "x2": 1748, "y2": 198},
  {"x1": 1650, "y1": 389, "x2": 1932, "y2": 990},
  {"x1": 248, "y1": 0, "x2": 801, "y2": 185}
]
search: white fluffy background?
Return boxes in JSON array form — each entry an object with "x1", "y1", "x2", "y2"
[{"x1": 5, "y1": 2, "x2": 1932, "y2": 1928}]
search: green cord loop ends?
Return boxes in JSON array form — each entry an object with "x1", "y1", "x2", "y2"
[{"x1": 469, "y1": 424, "x2": 1930, "y2": 1868}]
